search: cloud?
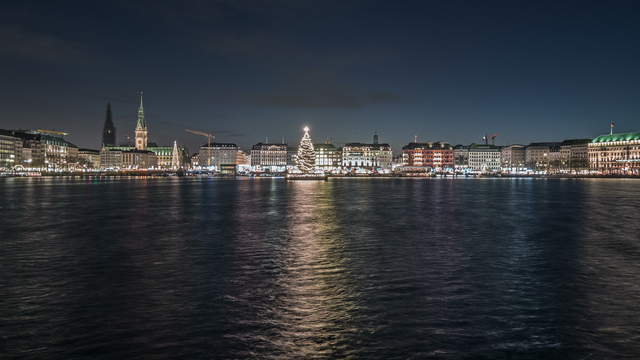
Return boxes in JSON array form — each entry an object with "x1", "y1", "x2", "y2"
[
  {"x1": 0, "y1": 26, "x2": 88, "y2": 64},
  {"x1": 250, "y1": 90, "x2": 402, "y2": 108}
]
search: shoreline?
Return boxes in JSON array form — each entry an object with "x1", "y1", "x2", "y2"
[{"x1": 2, "y1": 172, "x2": 640, "y2": 179}]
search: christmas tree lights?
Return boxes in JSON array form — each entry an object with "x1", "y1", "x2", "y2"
[{"x1": 296, "y1": 126, "x2": 316, "y2": 173}]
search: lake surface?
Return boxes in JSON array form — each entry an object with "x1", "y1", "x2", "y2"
[{"x1": 2, "y1": 177, "x2": 640, "y2": 359}]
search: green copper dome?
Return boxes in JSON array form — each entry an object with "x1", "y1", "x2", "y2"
[{"x1": 591, "y1": 132, "x2": 640, "y2": 143}]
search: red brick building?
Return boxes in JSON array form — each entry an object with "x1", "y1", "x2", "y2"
[{"x1": 402, "y1": 142, "x2": 454, "y2": 169}]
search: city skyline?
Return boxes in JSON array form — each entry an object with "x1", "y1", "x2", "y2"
[
  {"x1": 4, "y1": 91, "x2": 633, "y2": 155},
  {"x1": 1, "y1": 1, "x2": 639, "y2": 151}
]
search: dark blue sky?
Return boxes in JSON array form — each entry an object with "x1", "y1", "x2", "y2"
[{"x1": 1, "y1": 0, "x2": 639, "y2": 152}]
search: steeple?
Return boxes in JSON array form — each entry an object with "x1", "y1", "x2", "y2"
[
  {"x1": 136, "y1": 91, "x2": 145, "y2": 130},
  {"x1": 102, "y1": 102, "x2": 116, "y2": 146},
  {"x1": 135, "y1": 90, "x2": 148, "y2": 150}
]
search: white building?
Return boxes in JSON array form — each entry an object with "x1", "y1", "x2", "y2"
[
  {"x1": 342, "y1": 143, "x2": 392, "y2": 169},
  {"x1": 314, "y1": 143, "x2": 342, "y2": 170},
  {"x1": 468, "y1": 144, "x2": 501, "y2": 172},
  {"x1": 250, "y1": 143, "x2": 288, "y2": 172}
]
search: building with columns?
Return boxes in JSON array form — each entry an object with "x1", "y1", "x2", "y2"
[{"x1": 588, "y1": 132, "x2": 640, "y2": 174}]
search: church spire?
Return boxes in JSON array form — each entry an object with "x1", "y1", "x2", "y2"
[
  {"x1": 134, "y1": 91, "x2": 148, "y2": 150},
  {"x1": 136, "y1": 91, "x2": 145, "y2": 130},
  {"x1": 102, "y1": 102, "x2": 116, "y2": 146}
]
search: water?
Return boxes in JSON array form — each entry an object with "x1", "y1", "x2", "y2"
[{"x1": 2, "y1": 177, "x2": 640, "y2": 359}]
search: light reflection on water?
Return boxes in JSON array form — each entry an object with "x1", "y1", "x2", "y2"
[{"x1": 1, "y1": 177, "x2": 640, "y2": 359}]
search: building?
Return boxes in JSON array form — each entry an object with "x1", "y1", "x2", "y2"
[
  {"x1": 287, "y1": 146, "x2": 298, "y2": 167},
  {"x1": 314, "y1": 143, "x2": 342, "y2": 170},
  {"x1": 78, "y1": 148, "x2": 100, "y2": 168},
  {"x1": 100, "y1": 148, "x2": 124, "y2": 169},
  {"x1": 106, "y1": 145, "x2": 184, "y2": 169},
  {"x1": 525, "y1": 142, "x2": 561, "y2": 169},
  {"x1": 100, "y1": 147, "x2": 157, "y2": 169},
  {"x1": 100, "y1": 93, "x2": 187, "y2": 170},
  {"x1": 250, "y1": 143, "x2": 288, "y2": 172},
  {"x1": 559, "y1": 139, "x2": 591, "y2": 171},
  {"x1": 0, "y1": 130, "x2": 22, "y2": 169},
  {"x1": 102, "y1": 102, "x2": 116, "y2": 146},
  {"x1": 122, "y1": 149, "x2": 157, "y2": 168},
  {"x1": 148, "y1": 146, "x2": 173, "y2": 168},
  {"x1": 454, "y1": 145, "x2": 469, "y2": 168},
  {"x1": 198, "y1": 143, "x2": 238, "y2": 169},
  {"x1": 190, "y1": 153, "x2": 200, "y2": 167},
  {"x1": 342, "y1": 143, "x2": 392, "y2": 169},
  {"x1": 588, "y1": 132, "x2": 640, "y2": 174},
  {"x1": 501, "y1": 145, "x2": 526, "y2": 169},
  {"x1": 468, "y1": 144, "x2": 501, "y2": 172},
  {"x1": 135, "y1": 92, "x2": 148, "y2": 151},
  {"x1": 401, "y1": 142, "x2": 454, "y2": 169},
  {"x1": 4, "y1": 130, "x2": 78, "y2": 169},
  {"x1": 235, "y1": 150, "x2": 250, "y2": 166}
]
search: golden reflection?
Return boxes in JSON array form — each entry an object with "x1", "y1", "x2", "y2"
[{"x1": 272, "y1": 180, "x2": 359, "y2": 358}]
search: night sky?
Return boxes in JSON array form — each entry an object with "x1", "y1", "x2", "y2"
[{"x1": 2, "y1": 0, "x2": 639, "y2": 153}]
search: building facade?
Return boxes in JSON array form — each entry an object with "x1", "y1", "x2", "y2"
[
  {"x1": 4, "y1": 130, "x2": 78, "y2": 169},
  {"x1": 100, "y1": 148, "x2": 123, "y2": 168},
  {"x1": 250, "y1": 143, "x2": 288, "y2": 171},
  {"x1": 525, "y1": 142, "x2": 561, "y2": 169},
  {"x1": 287, "y1": 146, "x2": 298, "y2": 167},
  {"x1": 235, "y1": 150, "x2": 250, "y2": 166},
  {"x1": 468, "y1": 144, "x2": 501, "y2": 172},
  {"x1": 122, "y1": 149, "x2": 157, "y2": 168},
  {"x1": 314, "y1": 143, "x2": 342, "y2": 169},
  {"x1": 342, "y1": 143, "x2": 393, "y2": 169},
  {"x1": 588, "y1": 132, "x2": 640, "y2": 174},
  {"x1": 198, "y1": 143, "x2": 238, "y2": 169},
  {"x1": 559, "y1": 139, "x2": 591, "y2": 171},
  {"x1": 501, "y1": 145, "x2": 526, "y2": 169},
  {"x1": 78, "y1": 148, "x2": 100, "y2": 168},
  {"x1": 453, "y1": 145, "x2": 469, "y2": 168},
  {"x1": 0, "y1": 130, "x2": 22, "y2": 169},
  {"x1": 401, "y1": 142, "x2": 454, "y2": 169}
]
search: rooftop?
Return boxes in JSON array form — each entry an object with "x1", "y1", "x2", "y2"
[
  {"x1": 344, "y1": 143, "x2": 391, "y2": 149},
  {"x1": 200, "y1": 142, "x2": 238, "y2": 148},
  {"x1": 591, "y1": 132, "x2": 640, "y2": 143},
  {"x1": 402, "y1": 142, "x2": 453, "y2": 150},
  {"x1": 252, "y1": 143, "x2": 288, "y2": 150},
  {"x1": 560, "y1": 139, "x2": 591, "y2": 146}
]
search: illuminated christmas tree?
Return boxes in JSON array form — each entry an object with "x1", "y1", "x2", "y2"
[
  {"x1": 296, "y1": 126, "x2": 315, "y2": 173},
  {"x1": 171, "y1": 140, "x2": 180, "y2": 169}
]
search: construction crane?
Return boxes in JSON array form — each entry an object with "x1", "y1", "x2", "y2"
[
  {"x1": 185, "y1": 129, "x2": 215, "y2": 167},
  {"x1": 483, "y1": 133, "x2": 499, "y2": 145}
]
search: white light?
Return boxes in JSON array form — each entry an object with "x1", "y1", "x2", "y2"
[{"x1": 303, "y1": 126, "x2": 309, "y2": 132}]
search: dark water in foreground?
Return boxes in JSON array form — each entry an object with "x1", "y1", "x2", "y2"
[{"x1": 2, "y1": 177, "x2": 640, "y2": 359}]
